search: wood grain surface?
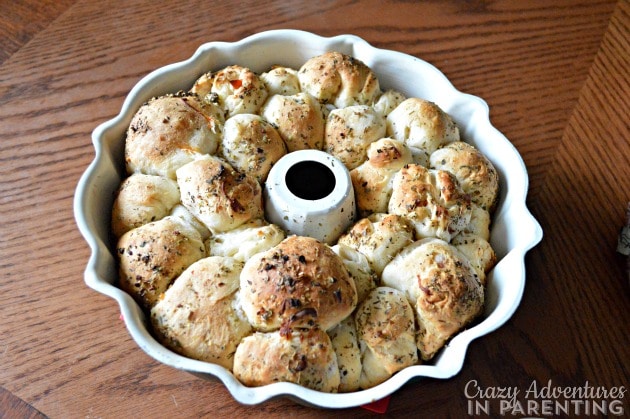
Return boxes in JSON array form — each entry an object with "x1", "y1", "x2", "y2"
[{"x1": 1, "y1": 0, "x2": 628, "y2": 417}]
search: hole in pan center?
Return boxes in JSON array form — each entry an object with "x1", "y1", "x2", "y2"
[{"x1": 285, "y1": 160, "x2": 336, "y2": 200}]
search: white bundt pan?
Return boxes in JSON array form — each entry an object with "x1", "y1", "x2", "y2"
[{"x1": 74, "y1": 30, "x2": 543, "y2": 408}]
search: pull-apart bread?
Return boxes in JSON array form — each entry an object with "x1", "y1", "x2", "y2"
[
  {"x1": 298, "y1": 51, "x2": 380, "y2": 108},
  {"x1": 381, "y1": 238, "x2": 484, "y2": 360},
  {"x1": 151, "y1": 256, "x2": 251, "y2": 370},
  {"x1": 111, "y1": 173, "x2": 180, "y2": 237},
  {"x1": 260, "y1": 92, "x2": 325, "y2": 151},
  {"x1": 191, "y1": 65, "x2": 268, "y2": 117},
  {"x1": 239, "y1": 236, "x2": 358, "y2": 331},
  {"x1": 125, "y1": 94, "x2": 223, "y2": 179},
  {"x1": 350, "y1": 137, "x2": 414, "y2": 216},
  {"x1": 113, "y1": 51, "x2": 500, "y2": 392},
  {"x1": 176, "y1": 155, "x2": 263, "y2": 233},
  {"x1": 117, "y1": 216, "x2": 205, "y2": 309},
  {"x1": 388, "y1": 164, "x2": 473, "y2": 242},
  {"x1": 233, "y1": 327, "x2": 340, "y2": 392},
  {"x1": 219, "y1": 113, "x2": 287, "y2": 183}
]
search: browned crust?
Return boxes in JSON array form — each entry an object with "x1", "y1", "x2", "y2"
[
  {"x1": 233, "y1": 327, "x2": 339, "y2": 392},
  {"x1": 117, "y1": 217, "x2": 205, "y2": 309},
  {"x1": 240, "y1": 236, "x2": 357, "y2": 331},
  {"x1": 177, "y1": 156, "x2": 263, "y2": 232},
  {"x1": 298, "y1": 51, "x2": 380, "y2": 107},
  {"x1": 125, "y1": 94, "x2": 220, "y2": 177}
]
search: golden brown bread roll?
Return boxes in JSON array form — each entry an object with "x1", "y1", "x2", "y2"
[
  {"x1": 111, "y1": 173, "x2": 180, "y2": 238},
  {"x1": 219, "y1": 113, "x2": 287, "y2": 183},
  {"x1": 381, "y1": 238, "x2": 484, "y2": 360},
  {"x1": 430, "y1": 141, "x2": 499, "y2": 212},
  {"x1": 150, "y1": 256, "x2": 251, "y2": 370},
  {"x1": 190, "y1": 65, "x2": 268, "y2": 117},
  {"x1": 260, "y1": 92, "x2": 325, "y2": 151},
  {"x1": 355, "y1": 287, "x2": 418, "y2": 388},
  {"x1": 298, "y1": 51, "x2": 380, "y2": 108},
  {"x1": 338, "y1": 213, "x2": 415, "y2": 276},
  {"x1": 239, "y1": 236, "x2": 357, "y2": 331},
  {"x1": 233, "y1": 327, "x2": 340, "y2": 392},
  {"x1": 388, "y1": 164, "x2": 472, "y2": 242},
  {"x1": 125, "y1": 94, "x2": 223, "y2": 179},
  {"x1": 350, "y1": 138, "x2": 414, "y2": 216},
  {"x1": 323, "y1": 105, "x2": 386, "y2": 170},
  {"x1": 176, "y1": 155, "x2": 263, "y2": 233},
  {"x1": 117, "y1": 215, "x2": 206, "y2": 309},
  {"x1": 386, "y1": 98, "x2": 459, "y2": 155}
]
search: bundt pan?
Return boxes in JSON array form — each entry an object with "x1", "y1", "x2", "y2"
[{"x1": 74, "y1": 29, "x2": 542, "y2": 408}]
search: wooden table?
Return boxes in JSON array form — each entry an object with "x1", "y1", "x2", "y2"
[{"x1": 2, "y1": 1, "x2": 628, "y2": 417}]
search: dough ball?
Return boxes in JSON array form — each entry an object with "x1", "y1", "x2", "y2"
[
  {"x1": 111, "y1": 173, "x2": 180, "y2": 237},
  {"x1": 381, "y1": 238, "x2": 484, "y2": 360},
  {"x1": 191, "y1": 65, "x2": 268, "y2": 117},
  {"x1": 261, "y1": 66, "x2": 301, "y2": 96},
  {"x1": 331, "y1": 244, "x2": 379, "y2": 304},
  {"x1": 324, "y1": 105, "x2": 386, "y2": 170},
  {"x1": 239, "y1": 236, "x2": 357, "y2": 331},
  {"x1": 430, "y1": 141, "x2": 499, "y2": 212},
  {"x1": 338, "y1": 213, "x2": 415, "y2": 276},
  {"x1": 169, "y1": 204, "x2": 211, "y2": 241},
  {"x1": 452, "y1": 234, "x2": 496, "y2": 286},
  {"x1": 386, "y1": 98, "x2": 459, "y2": 155},
  {"x1": 327, "y1": 316, "x2": 361, "y2": 392},
  {"x1": 176, "y1": 155, "x2": 263, "y2": 233},
  {"x1": 125, "y1": 94, "x2": 223, "y2": 179},
  {"x1": 351, "y1": 138, "x2": 413, "y2": 216},
  {"x1": 233, "y1": 327, "x2": 340, "y2": 392},
  {"x1": 150, "y1": 256, "x2": 251, "y2": 370},
  {"x1": 372, "y1": 89, "x2": 407, "y2": 117},
  {"x1": 206, "y1": 219, "x2": 286, "y2": 262},
  {"x1": 461, "y1": 204, "x2": 492, "y2": 241},
  {"x1": 388, "y1": 164, "x2": 472, "y2": 242},
  {"x1": 298, "y1": 51, "x2": 380, "y2": 108},
  {"x1": 220, "y1": 113, "x2": 286, "y2": 182},
  {"x1": 355, "y1": 287, "x2": 418, "y2": 388},
  {"x1": 260, "y1": 92, "x2": 325, "y2": 151},
  {"x1": 117, "y1": 216, "x2": 206, "y2": 309}
]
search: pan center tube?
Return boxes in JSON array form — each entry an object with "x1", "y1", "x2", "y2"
[{"x1": 264, "y1": 150, "x2": 356, "y2": 244}]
